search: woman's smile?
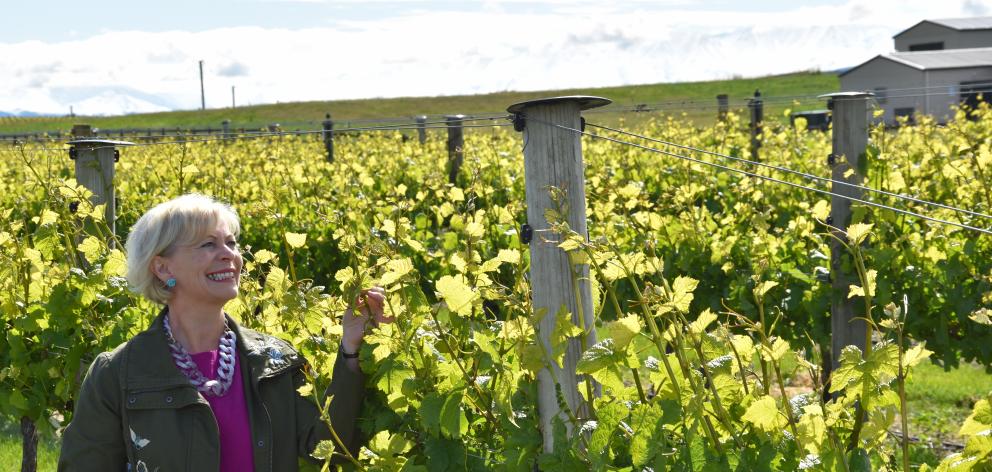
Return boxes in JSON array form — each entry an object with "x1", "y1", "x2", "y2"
[{"x1": 206, "y1": 269, "x2": 238, "y2": 282}]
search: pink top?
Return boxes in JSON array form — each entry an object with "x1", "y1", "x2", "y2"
[{"x1": 191, "y1": 350, "x2": 255, "y2": 472}]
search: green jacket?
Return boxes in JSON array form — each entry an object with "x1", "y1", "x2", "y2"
[{"x1": 58, "y1": 311, "x2": 365, "y2": 471}]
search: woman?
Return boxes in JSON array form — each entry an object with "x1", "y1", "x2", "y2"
[{"x1": 58, "y1": 194, "x2": 391, "y2": 471}]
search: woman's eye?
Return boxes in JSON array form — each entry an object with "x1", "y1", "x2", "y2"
[
  {"x1": 201, "y1": 241, "x2": 214, "y2": 248},
  {"x1": 226, "y1": 241, "x2": 238, "y2": 249}
]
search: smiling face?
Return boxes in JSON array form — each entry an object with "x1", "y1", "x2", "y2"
[{"x1": 152, "y1": 219, "x2": 243, "y2": 309}]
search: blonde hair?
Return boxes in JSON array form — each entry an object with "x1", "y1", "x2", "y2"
[{"x1": 125, "y1": 194, "x2": 241, "y2": 304}]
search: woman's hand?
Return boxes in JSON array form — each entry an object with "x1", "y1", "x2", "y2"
[{"x1": 341, "y1": 286, "x2": 394, "y2": 355}]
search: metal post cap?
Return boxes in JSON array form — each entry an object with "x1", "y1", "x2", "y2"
[
  {"x1": 67, "y1": 139, "x2": 136, "y2": 147},
  {"x1": 818, "y1": 91, "x2": 874, "y2": 100},
  {"x1": 507, "y1": 96, "x2": 612, "y2": 114}
]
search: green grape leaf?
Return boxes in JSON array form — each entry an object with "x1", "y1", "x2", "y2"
[
  {"x1": 812, "y1": 200, "x2": 830, "y2": 221},
  {"x1": 105, "y1": 249, "x2": 127, "y2": 277},
  {"x1": 576, "y1": 339, "x2": 622, "y2": 375},
  {"x1": 846, "y1": 223, "x2": 873, "y2": 245},
  {"x1": 497, "y1": 249, "x2": 521, "y2": 265},
  {"x1": 960, "y1": 399, "x2": 992, "y2": 436},
  {"x1": 688, "y1": 309, "x2": 718, "y2": 335},
  {"x1": 439, "y1": 391, "x2": 468, "y2": 439},
  {"x1": 669, "y1": 276, "x2": 698, "y2": 313},
  {"x1": 753, "y1": 280, "x2": 778, "y2": 299},
  {"x1": 253, "y1": 249, "x2": 277, "y2": 264},
  {"x1": 605, "y1": 314, "x2": 642, "y2": 350},
  {"x1": 902, "y1": 343, "x2": 932, "y2": 369},
  {"x1": 380, "y1": 258, "x2": 413, "y2": 286},
  {"x1": 760, "y1": 337, "x2": 791, "y2": 363},
  {"x1": 265, "y1": 267, "x2": 289, "y2": 299},
  {"x1": 436, "y1": 274, "x2": 477, "y2": 316},
  {"x1": 829, "y1": 343, "x2": 899, "y2": 396},
  {"x1": 419, "y1": 393, "x2": 444, "y2": 436},
  {"x1": 464, "y1": 221, "x2": 484, "y2": 238},
  {"x1": 630, "y1": 402, "x2": 664, "y2": 467},
  {"x1": 601, "y1": 259, "x2": 625, "y2": 281},
  {"x1": 77, "y1": 236, "x2": 104, "y2": 264},
  {"x1": 284, "y1": 232, "x2": 307, "y2": 249},
  {"x1": 9, "y1": 390, "x2": 29, "y2": 411},
  {"x1": 970, "y1": 308, "x2": 992, "y2": 326},
  {"x1": 743, "y1": 395, "x2": 787, "y2": 433},
  {"x1": 588, "y1": 401, "x2": 627, "y2": 466},
  {"x1": 310, "y1": 440, "x2": 335, "y2": 460},
  {"x1": 846, "y1": 270, "x2": 876, "y2": 299}
]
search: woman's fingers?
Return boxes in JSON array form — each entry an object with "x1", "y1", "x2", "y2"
[{"x1": 355, "y1": 287, "x2": 388, "y2": 320}]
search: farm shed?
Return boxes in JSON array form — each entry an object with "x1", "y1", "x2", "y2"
[
  {"x1": 839, "y1": 47, "x2": 992, "y2": 125},
  {"x1": 894, "y1": 17, "x2": 992, "y2": 52}
]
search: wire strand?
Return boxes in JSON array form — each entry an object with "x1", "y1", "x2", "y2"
[
  {"x1": 586, "y1": 122, "x2": 992, "y2": 221},
  {"x1": 0, "y1": 115, "x2": 512, "y2": 143},
  {"x1": 9, "y1": 119, "x2": 515, "y2": 152},
  {"x1": 523, "y1": 116, "x2": 992, "y2": 236}
]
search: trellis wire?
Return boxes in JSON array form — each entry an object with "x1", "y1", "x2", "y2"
[
  {"x1": 523, "y1": 116, "x2": 992, "y2": 236},
  {"x1": 587, "y1": 122, "x2": 992, "y2": 221},
  {"x1": 14, "y1": 119, "x2": 514, "y2": 153}
]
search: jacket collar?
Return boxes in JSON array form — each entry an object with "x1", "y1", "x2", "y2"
[{"x1": 124, "y1": 307, "x2": 305, "y2": 391}]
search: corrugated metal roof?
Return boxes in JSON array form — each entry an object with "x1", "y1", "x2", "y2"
[
  {"x1": 887, "y1": 47, "x2": 992, "y2": 70},
  {"x1": 929, "y1": 16, "x2": 992, "y2": 30},
  {"x1": 840, "y1": 48, "x2": 992, "y2": 77},
  {"x1": 893, "y1": 17, "x2": 992, "y2": 38}
]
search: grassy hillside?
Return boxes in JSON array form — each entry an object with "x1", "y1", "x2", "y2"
[{"x1": 0, "y1": 71, "x2": 838, "y2": 134}]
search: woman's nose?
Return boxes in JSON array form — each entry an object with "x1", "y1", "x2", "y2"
[{"x1": 219, "y1": 244, "x2": 238, "y2": 260}]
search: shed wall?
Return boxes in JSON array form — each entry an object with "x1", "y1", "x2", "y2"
[
  {"x1": 927, "y1": 67, "x2": 992, "y2": 120},
  {"x1": 840, "y1": 59, "x2": 923, "y2": 125},
  {"x1": 896, "y1": 23, "x2": 992, "y2": 51}
]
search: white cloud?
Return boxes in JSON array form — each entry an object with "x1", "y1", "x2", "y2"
[{"x1": 2, "y1": 0, "x2": 991, "y2": 115}]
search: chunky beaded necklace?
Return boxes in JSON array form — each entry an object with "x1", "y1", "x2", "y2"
[{"x1": 163, "y1": 314, "x2": 237, "y2": 397}]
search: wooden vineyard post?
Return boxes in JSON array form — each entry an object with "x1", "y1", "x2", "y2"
[
  {"x1": 68, "y1": 125, "x2": 133, "y2": 245},
  {"x1": 821, "y1": 92, "x2": 872, "y2": 369},
  {"x1": 716, "y1": 94, "x2": 729, "y2": 121},
  {"x1": 507, "y1": 95, "x2": 610, "y2": 453},
  {"x1": 749, "y1": 89, "x2": 763, "y2": 161},
  {"x1": 445, "y1": 115, "x2": 464, "y2": 185},
  {"x1": 323, "y1": 114, "x2": 334, "y2": 162},
  {"x1": 416, "y1": 115, "x2": 427, "y2": 144}
]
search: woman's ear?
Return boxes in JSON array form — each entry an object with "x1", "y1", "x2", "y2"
[{"x1": 150, "y1": 256, "x2": 172, "y2": 282}]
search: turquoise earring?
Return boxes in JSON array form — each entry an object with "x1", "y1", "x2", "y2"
[{"x1": 165, "y1": 278, "x2": 177, "y2": 288}]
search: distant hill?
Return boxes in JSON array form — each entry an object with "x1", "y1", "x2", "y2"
[
  {"x1": 0, "y1": 111, "x2": 58, "y2": 118},
  {"x1": 0, "y1": 71, "x2": 839, "y2": 134}
]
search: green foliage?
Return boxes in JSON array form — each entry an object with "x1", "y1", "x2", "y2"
[{"x1": 2, "y1": 104, "x2": 992, "y2": 470}]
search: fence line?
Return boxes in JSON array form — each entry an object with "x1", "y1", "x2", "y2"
[
  {"x1": 11, "y1": 120, "x2": 514, "y2": 153},
  {"x1": 7, "y1": 79, "x2": 992, "y2": 143},
  {"x1": 0, "y1": 114, "x2": 512, "y2": 144},
  {"x1": 586, "y1": 122, "x2": 992, "y2": 221},
  {"x1": 525, "y1": 115, "x2": 992, "y2": 236}
]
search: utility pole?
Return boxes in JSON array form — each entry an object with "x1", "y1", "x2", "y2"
[
  {"x1": 231, "y1": 86, "x2": 235, "y2": 108},
  {"x1": 199, "y1": 60, "x2": 206, "y2": 110}
]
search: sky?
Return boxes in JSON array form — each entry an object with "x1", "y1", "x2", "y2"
[{"x1": 2, "y1": 0, "x2": 992, "y2": 116}]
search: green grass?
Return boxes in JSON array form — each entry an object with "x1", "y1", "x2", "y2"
[
  {"x1": 900, "y1": 362, "x2": 992, "y2": 469},
  {"x1": 904, "y1": 362, "x2": 992, "y2": 442},
  {"x1": 0, "y1": 418, "x2": 59, "y2": 472},
  {"x1": 0, "y1": 71, "x2": 838, "y2": 134}
]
